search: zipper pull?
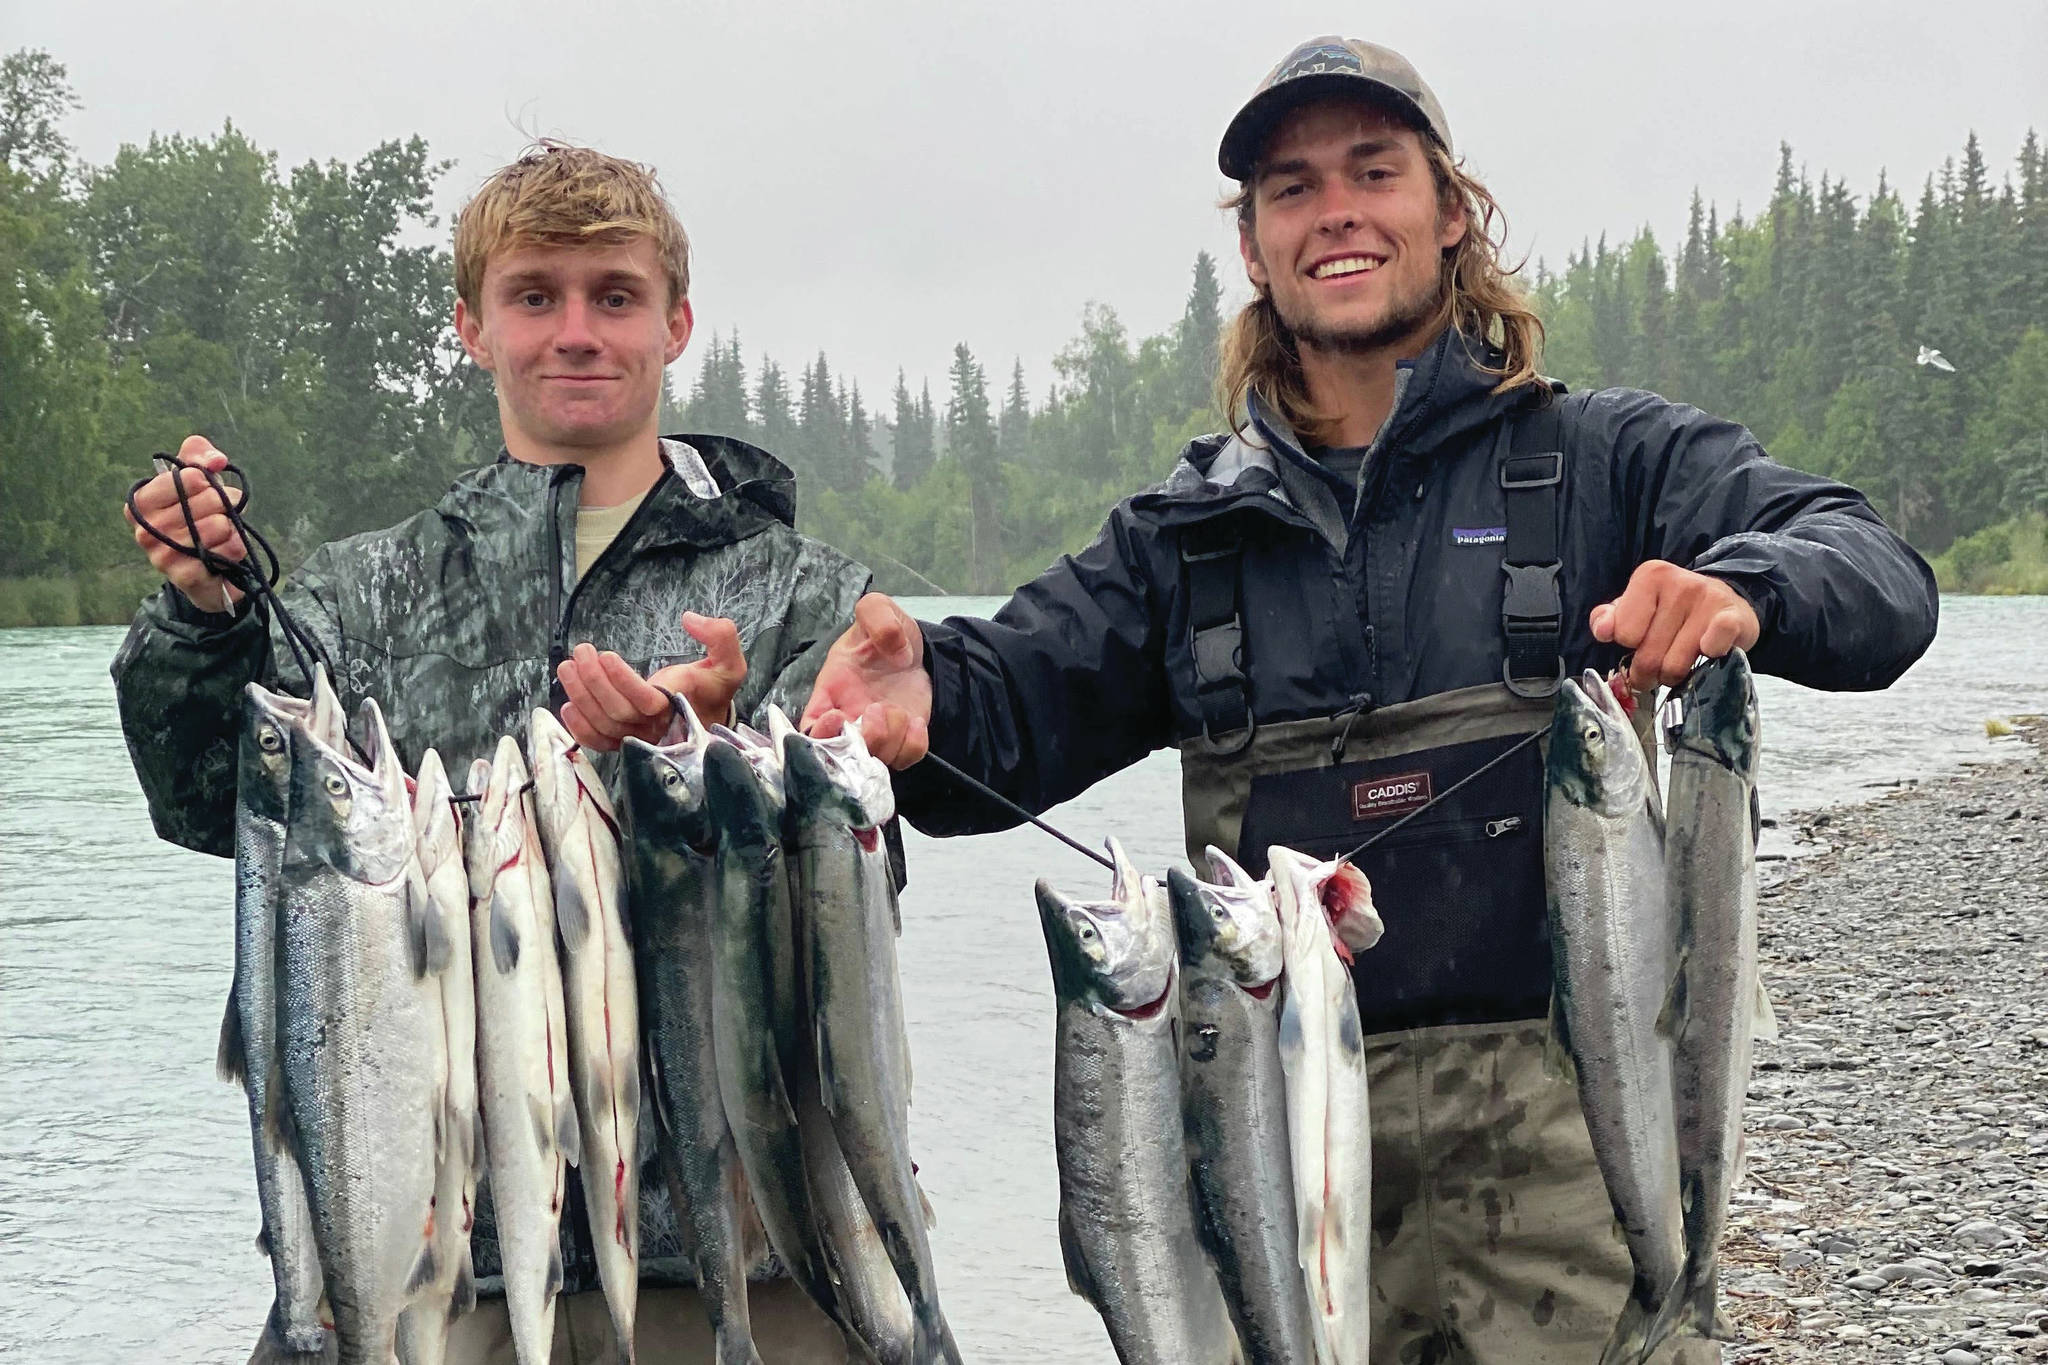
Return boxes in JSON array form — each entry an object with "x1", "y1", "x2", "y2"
[{"x1": 1485, "y1": 816, "x2": 1524, "y2": 838}]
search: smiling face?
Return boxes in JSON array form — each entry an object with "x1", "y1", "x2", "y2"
[
  {"x1": 1239, "y1": 97, "x2": 1464, "y2": 358},
  {"x1": 454, "y1": 237, "x2": 692, "y2": 459}
]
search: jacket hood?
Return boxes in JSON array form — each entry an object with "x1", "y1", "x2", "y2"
[{"x1": 447, "y1": 432, "x2": 799, "y2": 549}]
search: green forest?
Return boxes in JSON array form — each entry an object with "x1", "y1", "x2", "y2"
[{"x1": 3, "y1": 47, "x2": 2044, "y2": 626}]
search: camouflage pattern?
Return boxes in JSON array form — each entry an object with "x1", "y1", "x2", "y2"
[
  {"x1": 112, "y1": 435, "x2": 869, "y2": 857},
  {"x1": 113, "y1": 434, "x2": 872, "y2": 1303},
  {"x1": 1368, "y1": 1021, "x2": 1717, "y2": 1365}
]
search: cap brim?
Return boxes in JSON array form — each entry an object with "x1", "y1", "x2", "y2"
[{"x1": 1219, "y1": 73, "x2": 1436, "y2": 181}]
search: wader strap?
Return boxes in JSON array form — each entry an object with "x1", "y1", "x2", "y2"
[
  {"x1": 1501, "y1": 402, "x2": 1566, "y2": 698},
  {"x1": 1181, "y1": 519, "x2": 1255, "y2": 754}
]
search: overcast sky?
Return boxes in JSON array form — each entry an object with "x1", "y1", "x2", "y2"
[{"x1": 10, "y1": 0, "x2": 2045, "y2": 408}]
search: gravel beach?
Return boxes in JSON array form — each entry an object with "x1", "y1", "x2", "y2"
[{"x1": 1718, "y1": 723, "x2": 2048, "y2": 1364}]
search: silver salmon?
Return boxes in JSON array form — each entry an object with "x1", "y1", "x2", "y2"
[
  {"x1": 530, "y1": 708, "x2": 641, "y2": 1363},
  {"x1": 465, "y1": 738, "x2": 577, "y2": 1365},
  {"x1": 782, "y1": 714, "x2": 959, "y2": 1365},
  {"x1": 223, "y1": 673, "x2": 339, "y2": 1361},
  {"x1": 395, "y1": 748, "x2": 483, "y2": 1365},
  {"x1": 273, "y1": 700, "x2": 447, "y2": 1364},
  {"x1": 701, "y1": 731, "x2": 846, "y2": 1332},
  {"x1": 1169, "y1": 848, "x2": 1318, "y2": 1365},
  {"x1": 1039, "y1": 840, "x2": 1239, "y2": 1365},
  {"x1": 1545, "y1": 672, "x2": 1685, "y2": 1365},
  {"x1": 1267, "y1": 846, "x2": 1380, "y2": 1365},
  {"x1": 622, "y1": 701, "x2": 762, "y2": 1365},
  {"x1": 1664, "y1": 650, "x2": 1763, "y2": 1341}
]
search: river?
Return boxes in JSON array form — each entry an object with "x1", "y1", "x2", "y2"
[{"x1": 1, "y1": 595, "x2": 2042, "y2": 1362}]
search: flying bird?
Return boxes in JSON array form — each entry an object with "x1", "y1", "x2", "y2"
[{"x1": 1916, "y1": 345, "x2": 1956, "y2": 373}]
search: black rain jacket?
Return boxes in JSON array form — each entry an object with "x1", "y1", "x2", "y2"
[{"x1": 893, "y1": 328, "x2": 1939, "y2": 833}]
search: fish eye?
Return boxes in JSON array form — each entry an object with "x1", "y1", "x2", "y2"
[
  {"x1": 660, "y1": 766, "x2": 681, "y2": 789},
  {"x1": 323, "y1": 772, "x2": 348, "y2": 799},
  {"x1": 258, "y1": 726, "x2": 284, "y2": 753},
  {"x1": 1076, "y1": 922, "x2": 1098, "y2": 942}
]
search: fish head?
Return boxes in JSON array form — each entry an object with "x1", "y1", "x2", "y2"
[
  {"x1": 781, "y1": 718, "x2": 895, "y2": 851},
  {"x1": 1167, "y1": 848, "x2": 1283, "y2": 989},
  {"x1": 1036, "y1": 839, "x2": 1176, "y2": 1018},
  {"x1": 354, "y1": 697, "x2": 410, "y2": 809},
  {"x1": 411, "y1": 747, "x2": 461, "y2": 865},
  {"x1": 1547, "y1": 674, "x2": 1646, "y2": 815},
  {"x1": 1670, "y1": 648, "x2": 1760, "y2": 779},
  {"x1": 239, "y1": 683, "x2": 312, "y2": 822},
  {"x1": 711, "y1": 721, "x2": 786, "y2": 814},
  {"x1": 286, "y1": 717, "x2": 411, "y2": 883},
  {"x1": 702, "y1": 735, "x2": 782, "y2": 852},
  {"x1": 621, "y1": 722, "x2": 716, "y2": 854},
  {"x1": 1268, "y1": 845, "x2": 1384, "y2": 964},
  {"x1": 528, "y1": 706, "x2": 621, "y2": 857}
]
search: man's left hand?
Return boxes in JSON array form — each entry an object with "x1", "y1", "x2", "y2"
[
  {"x1": 557, "y1": 612, "x2": 747, "y2": 751},
  {"x1": 1589, "y1": 561, "x2": 1760, "y2": 691}
]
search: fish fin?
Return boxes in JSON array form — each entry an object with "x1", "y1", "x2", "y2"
[
  {"x1": 584, "y1": 1063, "x2": 611, "y2": 1131},
  {"x1": 544, "y1": 1246, "x2": 565, "y2": 1304},
  {"x1": 262, "y1": 1060, "x2": 303, "y2": 1168},
  {"x1": 1056, "y1": 1201, "x2": 1101, "y2": 1308},
  {"x1": 488, "y1": 897, "x2": 521, "y2": 974},
  {"x1": 451, "y1": 1244, "x2": 478, "y2": 1317},
  {"x1": 405, "y1": 1242, "x2": 438, "y2": 1297},
  {"x1": 216, "y1": 993, "x2": 246, "y2": 1086},
  {"x1": 1655, "y1": 949, "x2": 1690, "y2": 1043},
  {"x1": 556, "y1": 1094, "x2": 582, "y2": 1168},
  {"x1": 556, "y1": 872, "x2": 592, "y2": 950},
  {"x1": 254, "y1": 1223, "x2": 270, "y2": 1256},
  {"x1": 530, "y1": 1094, "x2": 554, "y2": 1157},
  {"x1": 814, "y1": 1018, "x2": 842, "y2": 1116},
  {"x1": 1543, "y1": 990, "x2": 1579, "y2": 1082},
  {"x1": 407, "y1": 873, "x2": 452, "y2": 978},
  {"x1": 1752, "y1": 975, "x2": 1781, "y2": 1041}
]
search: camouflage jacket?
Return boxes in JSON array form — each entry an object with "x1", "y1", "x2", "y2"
[{"x1": 110, "y1": 434, "x2": 870, "y2": 1293}]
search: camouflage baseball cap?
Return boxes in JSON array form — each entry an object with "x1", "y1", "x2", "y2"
[{"x1": 1219, "y1": 37, "x2": 1452, "y2": 180}]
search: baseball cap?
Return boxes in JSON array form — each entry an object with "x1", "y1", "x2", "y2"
[{"x1": 1219, "y1": 37, "x2": 1452, "y2": 181}]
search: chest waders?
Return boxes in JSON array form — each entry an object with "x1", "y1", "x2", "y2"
[{"x1": 1175, "y1": 411, "x2": 1714, "y2": 1365}]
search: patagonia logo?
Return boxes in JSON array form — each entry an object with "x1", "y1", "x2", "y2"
[
  {"x1": 1452, "y1": 526, "x2": 1508, "y2": 546},
  {"x1": 1351, "y1": 770, "x2": 1434, "y2": 821}
]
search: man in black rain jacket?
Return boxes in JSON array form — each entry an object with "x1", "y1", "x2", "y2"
[{"x1": 803, "y1": 36, "x2": 1937, "y2": 1365}]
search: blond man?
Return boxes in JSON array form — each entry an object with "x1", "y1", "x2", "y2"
[{"x1": 114, "y1": 143, "x2": 867, "y2": 1362}]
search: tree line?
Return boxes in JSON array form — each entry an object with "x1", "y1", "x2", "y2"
[{"x1": 2, "y1": 45, "x2": 2043, "y2": 624}]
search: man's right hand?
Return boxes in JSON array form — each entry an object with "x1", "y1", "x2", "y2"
[
  {"x1": 124, "y1": 435, "x2": 247, "y2": 612},
  {"x1": 800, "y1": 593, "x2": 934, "y2": 769}
]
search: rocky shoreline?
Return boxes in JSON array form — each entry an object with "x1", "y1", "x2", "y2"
[{"x1": 1719, "y1": 722, "x2": 2048, "y2": 1363}]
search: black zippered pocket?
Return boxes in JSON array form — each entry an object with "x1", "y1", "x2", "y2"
[{"x1": 1239, "y1": 733, "x2": 1549, "y2": 1033}]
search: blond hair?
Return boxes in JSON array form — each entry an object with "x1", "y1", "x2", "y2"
[
  {"x1": 1218, "y1": 135, "x2": 1545, "y2": 445},
  {"x1": 454, "y1": 142, "x2": 691, "y2": 310}
]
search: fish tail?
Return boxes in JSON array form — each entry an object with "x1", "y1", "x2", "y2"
[
  {"x1": 1599, "y1": 1279, "x2": 1684, "y2": 1365},
  {"x1": 1682, "y1": 1261, "x2": 1726, "y2": 1339},
  {"x1": 911, "y1": 1307, "x2": 963, "y2": 1365},
  {"x1": 216, "y1": 992, "x2": 246, "y2": 1085}
]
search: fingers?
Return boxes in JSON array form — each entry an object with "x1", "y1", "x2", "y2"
[
  {"x1": 682, "y1": 613, "x2": 747, "y2": 687},
  {"x1": 1594, "y1": 564, "x2": 1762, "y2": 690},
  {"x1": 854, "y1": 702, "x2": 930, "y2": 769},
  {"x1": 558, "y1": 700, "x2": 613, "y2": 752},
  {"x1": 556, "y1": 644, "x2": 671, "y2": 749},
  {"x1": 850, "y1": 593, "x2": 920, "y2": 669}
]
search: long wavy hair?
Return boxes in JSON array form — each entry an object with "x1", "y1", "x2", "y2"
[{"x1": 1218, "y1": 134, "x2": 1545, "y2": 445}]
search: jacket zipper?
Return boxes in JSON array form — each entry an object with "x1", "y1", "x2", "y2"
[{"x1": 548, "y1": 466, "x2": 679, "y2": 675}]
